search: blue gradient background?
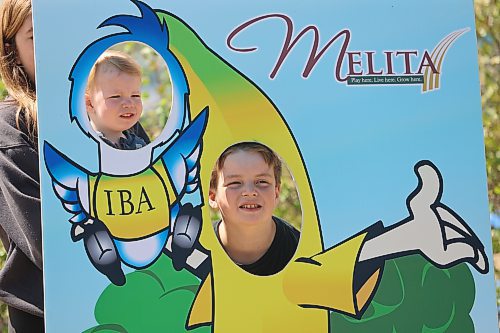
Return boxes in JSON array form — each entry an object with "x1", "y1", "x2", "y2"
[{"x1": 32, "y1": 0, "x2": 497, "y2": 332}]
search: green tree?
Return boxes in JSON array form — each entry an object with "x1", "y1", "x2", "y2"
[
  {"x1": 475, "y1": 0, "x2": 499, "y2": 312},
  {"x1": 0, "y1": 82, "x2": 5, "y2": 100},
  {"x1": 475, "y1": 0, "x2": 500, "y2": 214}
]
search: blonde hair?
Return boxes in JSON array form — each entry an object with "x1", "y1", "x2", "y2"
[
  {"x1": 87, "y1": 50, "x2": 142, "y2": 92},
  {"x1": 0, "y1": 0, "x2": 37, "y2": 141},
  {"x1": 210, "y1": 142, "x2": 282, "y2": 191}
]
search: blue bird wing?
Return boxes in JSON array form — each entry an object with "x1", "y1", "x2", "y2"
[
  {"x1": 153, "y1": 108, "x2": 209, "y2": 207},
  {"x1": 43, "y1": 141, "x2": 93, "y2": 223}
]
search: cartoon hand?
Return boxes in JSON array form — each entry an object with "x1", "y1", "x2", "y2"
[
  {"x1": 360, "y1": 161, "x2": 488, "y2": 274},
  {"x1": 405, "y1": 161, "x2": 488, "y2": 273}
]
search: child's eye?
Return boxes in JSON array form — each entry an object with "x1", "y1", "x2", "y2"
[
  {"x1": 226, "y1": 181, "x2": 241, "y2": 187},
  {"x1": 256, "y1": 180, "x2": 270, "y2": 186},
  {"x1": 108, "y1": 95, "x2": 120, "y2": 99},
  {"x1": 132, "y1": 94, "x2": 141, "y2": 98}
]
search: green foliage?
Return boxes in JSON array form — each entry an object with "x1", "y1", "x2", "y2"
[
  {"x1": 84, "y1": 254, "x2": 210, "y2": 333},
  {"x1": 497, "y1": 285, "x2": 500, "y2": 309},
  {"x1": 476, "y1": 0, "x2": 500, "y2": 314},
  {"x1": 492, "y1": 229, "x2": 499, "y2": 307},
  {"x1": 0, "y1": 80, "x2": 6, "y2": 100},
  {"x1": 274, "y1": 168, "x2": 302, "y2": 230},
  {"x1": 475, "y1": 0, "x2": 500, "y2": 214},
  {"x1": 331, "y1": 255, "x2": 476, "y2": 333},
  {"x1": 492, "y1": 228, "x2": 500, "y2": 254}
]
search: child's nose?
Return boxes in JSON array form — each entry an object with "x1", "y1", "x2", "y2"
[
  {"x1": 242, "y1": 184, "x2": 258, "y2": 196},
  {"x1": 122, "y1": 97, "x2": 134, "y2": 108}
]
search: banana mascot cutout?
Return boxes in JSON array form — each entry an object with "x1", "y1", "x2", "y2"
[{"x1": 42, "y1": 1, "x2": 489, "y2": 332}]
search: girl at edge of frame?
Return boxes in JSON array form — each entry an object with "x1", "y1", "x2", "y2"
[
  {"x1": 0, "y1": 0, "x2": 44, "y2": 332},
  {"x1": 0, "y1": 2, "x2": 151, "y2": 331}
]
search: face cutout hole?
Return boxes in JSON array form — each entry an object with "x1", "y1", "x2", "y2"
[
  {"x1": 85, "y1": 42, "x2": 172, "y2": 149},
  {"x1": 209, "y1": 142, "x2": 302, "y2": 276}
]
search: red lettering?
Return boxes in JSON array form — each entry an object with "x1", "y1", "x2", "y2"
[
  {"x1": 347, "y1": 52, "x2": 363, "y2": 75},
  {"x1": 227, "y1": 15, "x2": 441, "y2": 82},
  {"x1": 366, "y1": 51, "x2": 383, "y2": 75},
  {"x1": 395, "y1": 51, "x2": 418, "y2": 74},
  {"x1": 417, "y1": 50, "x2": 439, "y2": 74},
  {"x1": 227, "y1": 13, "x2": 351, "y2": 81},
  {"x1": 384, "y1": 51, "x2": 395, "y2": 75}
]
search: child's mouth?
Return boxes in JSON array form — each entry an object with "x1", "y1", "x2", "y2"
[
  {"x1": 239, "y1": 204, "x2": 261, "y2": 209},
  {"x1": 120, "y1": 113, "x2": 135, "y2": 119}
]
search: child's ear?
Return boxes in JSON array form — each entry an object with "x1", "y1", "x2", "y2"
[
  {"x1": 208, "y1": 190, "x2": 218, "y2": 209},
  {"x1": 85, "y1": 93, "x2": 94, "y2": 113}
]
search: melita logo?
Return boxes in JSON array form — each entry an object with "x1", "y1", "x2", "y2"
[{"x1": 227, "y1": 13, "x2": 469, "y2": 93}]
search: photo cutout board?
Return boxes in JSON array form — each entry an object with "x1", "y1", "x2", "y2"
[{"x1": 32, "y1": 0, "x2": 498, "y2": 332}]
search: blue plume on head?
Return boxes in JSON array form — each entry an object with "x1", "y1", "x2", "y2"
[
  {"x1": 69, "y1": 0, "x2": 189, "y2": 142},
  {"x1": 98, "y1": 0, "x2": 165, "y2": 37}
]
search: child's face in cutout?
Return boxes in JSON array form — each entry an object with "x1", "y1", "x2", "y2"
[
  {"x1": 209, "y1": 150, "x2": 280, "y2": 229},
  {"x1": 86, "y1": 66, "x2": 143, "y2": 140}
]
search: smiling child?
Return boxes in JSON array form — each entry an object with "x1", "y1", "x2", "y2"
[
  {"x1": 209, "y1": 142, "x2": 300, "y2": 276},
  {"x1": 86, "y1": 50, "x2": 147, "y2": 150}
]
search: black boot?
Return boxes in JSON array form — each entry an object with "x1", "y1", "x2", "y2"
[
  {"x1": 82, "y1": 220, "x2": 126, "y2": 286},
  {"x1": 171, "y1": 204, "x2": 202, "y2": 271}
]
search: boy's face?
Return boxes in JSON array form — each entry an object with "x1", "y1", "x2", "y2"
[
  {"x1": 86, "y1": 66, "x2": 143, "y2": 139},
  {"x1": 209, "y1": 150, "x2": 280, "y2": 229}
]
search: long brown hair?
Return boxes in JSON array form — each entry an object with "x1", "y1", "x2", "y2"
[{"x1": 0, "y1": 0, "x2": 37, "y2": 141}]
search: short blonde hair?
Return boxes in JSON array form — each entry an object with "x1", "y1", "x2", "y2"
[
  {"x1": 210, "y1": 142, "x2": 282, "y2": 191},
  {"x1": 87, "y1": 50, "x2": 142, "y2": 92},
  {"x1": 0, "y1": 0, "x2": 36, "y2": 140}
]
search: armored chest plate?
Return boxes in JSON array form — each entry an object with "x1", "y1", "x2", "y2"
[{"x1": 90, "y1": 167, "x2": 170, "y2": 240}]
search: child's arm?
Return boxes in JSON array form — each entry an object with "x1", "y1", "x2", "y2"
[{"x1": 359, "y1": 161, "x2": 488, "y2": 274}]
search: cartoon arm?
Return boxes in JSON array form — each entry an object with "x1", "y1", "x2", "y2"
[
  {"x1": 283, "y1": 161, "x2": 487, "y2": 317},
  {"x1": 155, "y1": 108, "x2": 209, "y2": 271},
  {"x1": 283, "y1": 224, "x2": 383, "y2": 318},
  {"x1": 359, "y1": 160, "x2": 488, "y2": 274},
  {"x1": 44, "y1": 142, "x2": 125, "y2": 285}
]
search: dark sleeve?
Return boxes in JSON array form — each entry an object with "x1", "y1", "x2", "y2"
[
  {"x1": 0, "y1": 144, "x2": 44, "y2": 316},
  {"x1": 130, "y1": 122, "x2": 151, "y2": 144},
  {"x1": 0, "y1": 145, "x2": 42, "y2": 270}
]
